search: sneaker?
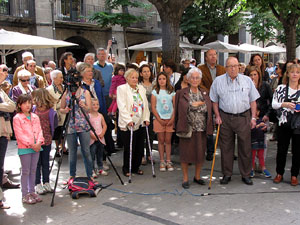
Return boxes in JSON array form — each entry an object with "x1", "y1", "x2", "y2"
[
  {"x1": 166, "y1": 161, "x2": 174, "y2": 171},
  {"x1": 103, "y1": 161, "x2": 110, "y2": 171},
  {"x1": 43, "y1": 183, "x2": 54, "y2": 193},
  {"x1": 98, "y1": 169, "x2": 108, "y2": 176},
  {"x1": 35, "y1": 184, "x2": 46, "y2": 195},
  {"x1": 160, "y1": 162, "x2": 166, "y2": 172},
  {"x1": 30, "y1": 192, "x2": 42, "y2": 203},
  {"x1": 263, "y1": 169, "x2": 272, "y2": 178},
  {"x1": 22, "y1": 193, "x2": 36, "y2": 204},
  {"x1": 92, "y1": 170, "x2": 98, "y2": 178},
  {"x1": 250, "y1": 170, "x2": 255, "y2": 178}
]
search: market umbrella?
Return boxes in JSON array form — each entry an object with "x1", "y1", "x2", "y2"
[
  {"x1": 203, "y1": 40, "x2": 240, "y2": 53},
  {"x1": 128, "y1": 39, "x2": 209, "y2": 52},
  {"x1": 237, "y1": 43, "x2": 266, "y2": 53},
  {"x1": 264, "y1": 45, "x2": 286, "y2": 54},
  {"x1": 0, "y1": 29, "x2": 78, "y2": 63}
]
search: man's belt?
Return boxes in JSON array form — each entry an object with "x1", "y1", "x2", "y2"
[{"x1": 220, "y1": 109, "x2": 250, "y2": 117}]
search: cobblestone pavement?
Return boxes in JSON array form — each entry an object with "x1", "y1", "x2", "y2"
[{"x1": 1, "y1": 133, "x2": 299, "y2": 225}]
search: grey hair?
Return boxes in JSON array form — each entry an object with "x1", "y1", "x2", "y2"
[
  {"x1": 84, "y1": 53, "x2": 95, "y2": 62},
  {"x1": 22, "y1": 52, "x2": 33, "y2": 61},
  {"x1": 50, "y1": 70, "x2": 62, "y2": 81},
  {"x1": 186, "y1": 67, "x2": 202, "y2": 80},
  {"x1": 76, "y1": 62, "x2": 92, "y2": 75},
  {"x1": 18, "y1": 69, "x2": 31, "y2": 79},
  {"x1": 124, "y1": 68, "x2": 138, "y2": 79},
  {"x1": 97, "y1": 48, "x2": 106, "y2": 53}
]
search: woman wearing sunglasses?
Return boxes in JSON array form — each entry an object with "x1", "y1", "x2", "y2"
[{"x1": 11, "y1": 69, "x2": 36, "y2": 102}]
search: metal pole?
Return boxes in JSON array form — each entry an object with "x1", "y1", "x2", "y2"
[{"x1": 50, "y1": 0, "x2": 57, "y2": 63}]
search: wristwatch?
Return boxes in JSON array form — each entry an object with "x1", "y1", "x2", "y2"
[{"x1": 251, "y1": 117, "x2": 257, "y2": 121}]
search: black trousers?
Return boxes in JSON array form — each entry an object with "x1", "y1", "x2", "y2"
[
  {"x1": 276, "y1": 125, "x2": 300, "y2": 177},
  {"x1": 121, "y1": 127, "x2": 145, "y2": 174},
  {"x1": 0, "y1": 136, "x2": 8, "y2": 187}
]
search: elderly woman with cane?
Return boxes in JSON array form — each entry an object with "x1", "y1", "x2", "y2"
[
  {"x1": 117, "y1": 69, "x2": 150, "y2": 178},
  {"x1": 175, "y1": 67, "x2": 213, "y2": 189}
]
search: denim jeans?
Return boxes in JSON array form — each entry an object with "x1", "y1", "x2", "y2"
[
  {"x1": 90, "y1": 141, "x2": 104, "y2": 171},
  {"x1": 35, "y1": 144, "x2": 51, "y2": 185},
  {"x1": 67, "y1": 131, "x2": 93, "y2": 178}
]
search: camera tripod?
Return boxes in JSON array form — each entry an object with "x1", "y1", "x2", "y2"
[{"x1": 50, "y1": 90, "x2": 124, "y2": 207}]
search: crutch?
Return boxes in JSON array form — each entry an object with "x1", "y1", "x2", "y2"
[
  {"x1": 208, "y1": 125, "x2": 220, "y2": 190},
  {"x1": 146, "y1": 125, "x2": 156, "y2": 178},
  {"x1": 129, "y1": 126, "x2": 133, "y2": 183}
]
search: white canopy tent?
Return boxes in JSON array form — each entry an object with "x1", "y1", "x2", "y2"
[
  {"x1": 0, "y1": 29, "x2": 78, "y2": 64},
  {"x1": 203, "y1": 40, "x2": 241, "y2": 52},
  {"x1": 128, "y1": 39, "x2": 209, "y2": 51},
  {"x1": 264, "y1": 45, "x2": 286, "y2": 54},
  {"x1": 238, "y1": 43, "x2": 266, "y2": 53}
]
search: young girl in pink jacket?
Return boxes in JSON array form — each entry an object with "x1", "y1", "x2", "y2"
[{"x1": 13, "y1": 94, "x2": 44, "y2": 204}]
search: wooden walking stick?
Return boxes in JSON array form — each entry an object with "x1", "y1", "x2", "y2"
[{"x1": 208, "y1": 125, "x2": 220, "y2": 190}]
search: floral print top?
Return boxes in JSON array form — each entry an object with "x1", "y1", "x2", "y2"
[
  {"x1": 130, "y1": 86, "x2": 144, "y2": 130},
  {"x1": 187, "y1": 89, "x2": 207, "y2": 132},
  {"x1": 66, "y1": 89, "x2": 90, "y2": 134}
]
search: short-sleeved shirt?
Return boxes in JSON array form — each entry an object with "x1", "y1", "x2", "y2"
[
  {"x1": 152, "y1": 89, "x2": 175, "y2": 119},
  {"x1": 209, "y1": 74, "x2": 260, "y2": 114},
  {"x1": 93, "y1": 62, "x2": 113, "y2": 96}
]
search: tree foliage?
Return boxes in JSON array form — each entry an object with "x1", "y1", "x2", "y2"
[
  {"x1": 247, "y1": 0, "x2": 300, "y2": 60},
  {"x1": 181, "y1": 0, "x2": 244, "y2": 45},
  {"x1": 89, "y1": 0, "x2": 149, "y2": 28}
]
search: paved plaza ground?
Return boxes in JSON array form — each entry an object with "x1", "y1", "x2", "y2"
[{"x1": 1, "y1": 133, "x2": 300, "y2": 225}]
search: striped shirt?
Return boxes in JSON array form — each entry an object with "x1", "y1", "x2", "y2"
[{"x1": 209, "y1": 73, "x2": 260, "y2": 114}]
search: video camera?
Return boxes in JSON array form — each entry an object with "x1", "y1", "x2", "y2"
[{"x1": 63, "y1": 68, "x2": 82, "y2": 94}]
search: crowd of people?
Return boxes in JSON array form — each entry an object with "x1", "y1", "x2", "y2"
[{"x1": 0, "y1": 45, "x2": 300, "y2": 209}]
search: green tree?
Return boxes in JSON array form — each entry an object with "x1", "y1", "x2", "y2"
[
  {"x1": 247, "y1": 0, "x2": 300, "y2": 61},
  {"x1": 90, "y1": 0, "x2": 150, "y2": 62},
  {"x1": 245, "y1": 7, "x2": 300, "y2": 48},
  {"x1": 148, "y1": 0, "x2": 194, "y2": 63},
  {"x1": 181, "y1": 0, "x2": 243, "y2": 45}
]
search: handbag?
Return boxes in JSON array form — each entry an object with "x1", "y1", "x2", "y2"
[{"x1": 176, "y1": 124, "x2": 192, "y2": 138}]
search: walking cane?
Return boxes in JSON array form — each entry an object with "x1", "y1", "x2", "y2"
[
  {"x1": 208, "y1": 125, "x2": 220, "y2": 190},
  {"x1": 129, "y1": 126, "x2": 133, "y2": 183},
  {"x1": 146, "y1": 126, "x2": 156, "y2": 178}
]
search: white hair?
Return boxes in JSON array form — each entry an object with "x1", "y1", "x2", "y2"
[
  {"x1": 84, "y1": 53, "x2": 95, "y2": 62},
  {"x1": 50, "y1": 70, "x2": 62, "y2": 81},
  {"x1": 186, "y1": 67, "x2": 202, "y2": 80},
  {"x1": 18, "y1": 69, "x2": 31, "y2": 79},
  {"x1": 26, "y1": 59, "x2": 36, "y2": 65},
  {"x1": 48, "y1": 61, "x2": 56, "y2": 67},
  {"x1": 22, "y1": 52, "x2": 33, "y2": 61}
]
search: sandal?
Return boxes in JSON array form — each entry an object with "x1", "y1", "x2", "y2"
[
  {"x1": 0, "y1": 203, "x2": 10, "y2": 209},
  {"x1": 135, "y1": 170, "x2": 143, "y2": 175},
  {"x1": 123, "y1": 172, "x2": 130, "y2": 177}
]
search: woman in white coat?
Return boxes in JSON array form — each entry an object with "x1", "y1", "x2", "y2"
[{"x1": 117, "y1": 69, "x2": 150, "y2": 177}]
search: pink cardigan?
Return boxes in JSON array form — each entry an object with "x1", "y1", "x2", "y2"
[{"x1": 13, "y1": 112, "x2": 44, "y2": 149}]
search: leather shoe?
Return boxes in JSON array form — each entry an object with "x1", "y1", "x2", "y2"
[
  {"x1": 182, "y1": 181, "x2": 189, "y2": 189},
  {"x1": 2, "y1": 180, "x2": 20, "y2": 189},
  {"x1": 242, "y1": 177, "x2": 253, "y2": 185},
  {"x1": 291, "y1": 176, "x2": 299, "y2": 186},
  {"x1": 206, "y1": 154, "x2": 213, "y2": 161},
  {"x1": 220, "y1": 176, "x2": 231, "y2": 184},
  {"x1": 273, "y1": 174, "x2": 283, "y2": 184},
  {"x1": 193, "y1": 177, "x2": 205, "y2": 185}
]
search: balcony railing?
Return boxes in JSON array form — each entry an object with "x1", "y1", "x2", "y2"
[
  {"x1": 0, "y1": 0, "x2": 34, "y2": 18},
  {"x1": 56, "y1": 4, "x2": 105, "y2": 23}
]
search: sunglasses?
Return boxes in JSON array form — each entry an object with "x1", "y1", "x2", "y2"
[
  {"x1": 2, "y1": 68, "x2": 8, "y2": 72},
  {"x1": 20, "y1": 79, "x2": 30, "y2": 82}
]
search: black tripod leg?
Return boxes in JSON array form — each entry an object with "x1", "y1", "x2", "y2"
[
  {"x1": 75, "y1": 97, "x2": 124, "y2": 185},
  {"x1": 50, "y1": 106, "x2": 72, "y2": 207}
]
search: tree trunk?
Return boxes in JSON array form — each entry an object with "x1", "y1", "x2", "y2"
[
  {"x1": 284, "y1": 24, "x2": 297, "y2": 61},
  {"x1": 160, "y1": 15, "x2": 181, "y2": 64}
]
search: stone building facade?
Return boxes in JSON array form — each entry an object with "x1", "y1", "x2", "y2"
[{"x1": 0, "y1": 0, "x2": 161, "y2": 70}]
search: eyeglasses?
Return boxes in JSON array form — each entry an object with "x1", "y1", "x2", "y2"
[
  {"x1": 190, "y1": 77, "x2": 200, "y2": 80},
  {"x1": 226, "y1": 65, "x2": 239, "y2": 69},
  {"x1": 2, "y1": 68, "x2": 8, "y2": 72},
  {"x1": 20, "y1": 79, "x2": 30, "y2": 82}
]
